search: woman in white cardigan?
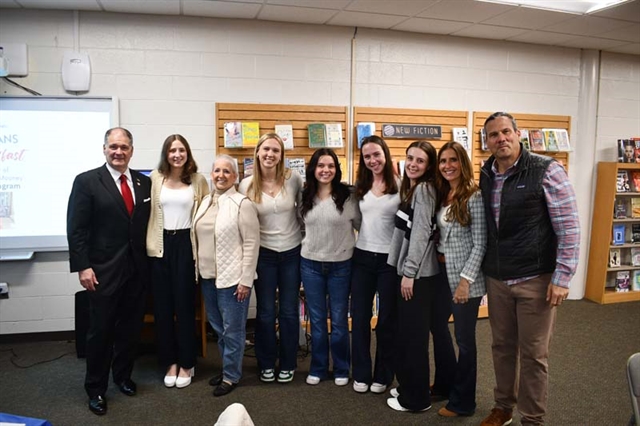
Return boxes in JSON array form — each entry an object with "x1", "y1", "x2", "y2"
[
  {"x1": 193, "y1": 155, "x2": 260, "y2": 397},
  {"x1": 146, "y1": 134, "x2": 209, "y2": 389}
]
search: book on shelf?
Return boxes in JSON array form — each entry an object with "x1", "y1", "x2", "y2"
[
  {"x1": 633, "y1": 224, "x2": 640, "y2": 243},
  {"x1": 241, "y1": 122, "x2": 260, "y2": 148},
  {"x1": 519, "y1": 129, "x2": 530, "y2": 150},
  {"x1": 615, "y1": 199, "x2": 627, "y2": 219},
  {"x1": 631, "y1": 247, "x2": 640, "y2": 266},
  {"x1": 223, "y1": 121, "x2": 243, "y2": 148},
  {"x1": 613, "y1": 224, "x2": 626, "y2": 245},
  {"x1": 618, "y1": 139, "x2": 636, "y2": 163},
  {"x1": 307, "y1": 123, "x2": 327, "y2": 148},
  {"x1": 286, "y1": 158, "x2": 306, "y2": 183},
  {"x1": 634, "y1": 270, "x2": 640, "y2": 291},
  {"x1": 529, "y1": 129, "x2": 545, "y2": 151},
  {"x1": 609, "y1": 248, "x2": 621, "y2": 267},
  {"x1": 452, "y1": 127, "x2": 470, "y2": 150},
  {"x1": 274, "y1": 124, "x2": 294, "y2": 150},
  {"x1": 631, "y1": 171, "x2": 640, "y2": 192},
  {"x1": 325, "y1": 123, "x2": 344, "y2": 148},
  {"x1": 542, "y1": 129, "x2": 559, "y2": 152},
  {"x1": 617, "y1": 170, "x2": 631, "y2": 192},
  {"x1": 616, "y1": 270, "x2": 631, "y2": 292},
  {"x1": 356, "y1": 122, "x2": 376, "y2": 149},
  {"x1": 555, "y1": 129, "x2": 571, "y2": 151},
  {"x1": 632, "y1": 198, "x2": 640, "y2": 219},
  {"x1": 480, "y1": 128, "x2": 488, "y2": 151},
  {"x1": 243, "y1": 158, "x2": 254, "y2": 178}
]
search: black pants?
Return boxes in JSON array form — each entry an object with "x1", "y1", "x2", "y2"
[
  {"x1": 151, "y1": 229, "x2": 197, "y2": 370},
  {"x1": 430, "y1": 268, "x2": 456, "y2": 396},
  {"x1": 85, "y1": 269, "x2": 146, "y2": 398},
  {"x1": 395, "y1": 274, "x2": 438, "y2": 411}
]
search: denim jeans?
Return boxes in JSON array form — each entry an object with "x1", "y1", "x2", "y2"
[
  {"x1": 254, "y1": 245, "x2": 301, "y2": 371},
  {"x1": 350, "y1": 248, "x2": 397, "y2": 385},
  {"x1": 201, "y1": 279, "x2": 250, "y2": 384},
  {"x1": 300, "y1": 257, "x2": 351, "y2": 379}
]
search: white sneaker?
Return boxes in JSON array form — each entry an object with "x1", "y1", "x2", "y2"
[
  {"x1": 306, "y1": 375, "x2": 321, "y2": 385},
  {"x1": 370, "y1": 382, "x2": 387, "y2": 394},
  {"x1": 386, "y1": 397, "x2": 431, "y2": 412},
  {"x1": 390, "y1": 387, "x2": 399, "y2": 398},
  {"x1": 334, "y1": 377, "x2": 349, "y2": 386},
  {"x1": 353, "y1": 381, "x2": 369, "y2": 393}
]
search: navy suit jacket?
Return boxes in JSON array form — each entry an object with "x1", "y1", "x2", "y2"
[{"x1": 67, "y1": 164, "x2": 151, "y2": 295}]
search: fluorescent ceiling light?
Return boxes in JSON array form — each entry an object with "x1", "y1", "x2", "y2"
[{"x1": 476, "y1": 0, "x2": 633, "y2": 14}]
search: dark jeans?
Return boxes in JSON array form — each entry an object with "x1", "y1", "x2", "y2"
[
  {"x1": 430, "y1": 269, "x2": 456, "y2": 396},
  {"x1": 151, "y1": 229, "x2": 197, "y2": 370},
  {"x1": 395, "y1": 274, "x2": 438, "y2": 411},
  {"x1": 254, "y1": 245, "x2": 301, "y2": 371},
  {"x1": 350, "y1": 248, "x2": 397, "y2": 385}
]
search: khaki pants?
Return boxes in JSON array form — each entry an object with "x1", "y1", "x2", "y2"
[{"x1": 486, "y1": 274, "x2": 556, "y2": 426}]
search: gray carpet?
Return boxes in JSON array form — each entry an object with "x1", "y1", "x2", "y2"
[{"x1": 0, "y1": 299, "x2": 638, "y2": 426}]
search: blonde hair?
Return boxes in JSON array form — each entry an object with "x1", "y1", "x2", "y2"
[{"x1": 246, "y1": 132, "x2": 291, "y2": 204}]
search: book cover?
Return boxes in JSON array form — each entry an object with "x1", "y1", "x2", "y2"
[
  {"x1": 223, "y1": 121, "x2": 243, "y2": 148},
  {"x1": 480, "y1": 128, "x2": 487, "y2": 151},
  {"x1": 243, "y1": 157, "x2": 254, "y2": 178},
  {"x1": 631, "y1": 171, "x2": 640, "y2": 192},
  {"x1": 615, "y1": 199, "x2": 627, "y2": 219},
  {"x1": 631, "y1": 248, "x2": 640, "y2": 266},
  {"x1": 339, "y1": 157, "x2": 348, "y2": 177},
  {"x1": 542, "y1": 129, "x2": 559, "y2": 152},
  {"x1": 609, "y1": 248, "x2": 621, "y2": 267},
  {"x1": 529, "y1": 129, "x2": 546, "y2": 151},
  {"x1": 274, "y1": 124, "x2": 294, "y2": 150},
  {"x1": 633, "y1": 270, "x2": 640, "y2": 291},
  {"x1": 616, "y1": 270, "x2": 630, "y2": 292},
  {"x1": 633, "y1": 224, "x2": 640, "y2": 243},
  {"x1": 241, "y1": 122, "x2": 260, "y2": 148},
  {"x1": 632, "y1": 198, "x2": 640, "y2": 219},
  {"x1": 635, "y1": 138, "x2": 640, "y2": 163},
  {"x1": 613, "y1": 223, "x2": 626, "y2": 245},
  {"x1": 307, "y1": 123, "x2": 327, "y2": 148},
  {"x1": 555, "y1": 129, "x2": 571, "y2": 151},
  {"x1": 619, "y1": 139, "x2": 635, "y2": 163},
  {"x1": 286, "y1": 158, "x2": 306, "y2": 183},
  {"x1": 617, "y1": 171, "x2": 630, "y2": 192},
  {"x1": 356, "y1": 122, "x2": 376, "y2": 149},
  {"x1": 325, "y1": 123, "x2": 344, "y2": 148},
  {"x1": 519, "y1": 129, "x2": 530, "y2": 150},
  {"x1": 452, "y1": 127, "x2": 470, "y2": 150}
]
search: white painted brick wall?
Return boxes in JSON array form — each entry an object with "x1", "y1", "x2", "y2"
[{"x1": 0, "y1": 8, "x2": 638, "y2": 333}]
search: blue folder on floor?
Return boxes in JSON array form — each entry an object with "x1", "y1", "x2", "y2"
[{"x1": 0, "y1": 413, "x2": 52, "y2": 426}]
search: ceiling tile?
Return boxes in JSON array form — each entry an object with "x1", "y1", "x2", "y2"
[
  {"x1": 0, "y1": 0, "x2": 21, "y2": 7},
  {"x1": 327, "y1": 10, "x2": 408, "y2": 29},
  {"x1": 16, "y1": 0, "x2": 102, "y2": 10},
  {"x1": 345, "y1": 0, "x2": 438, "y2": 16},
  {"x1": 507, "y1": 30, "x2": 579, "y2": 46},
  {"x1": 258, "y1": 5, "x2": 337, "y2": 25},
  {"x1": 182, "y1": 0, "x2": 261, "y2": 19},
  {"x1": 417, "y1": 0, "x2": 515, "y2": 23},
  {"x1": 597, "y1": 23, "x2": 640, "y2": 43},
  {"x1": 481, "y1": 7, "x2": 575, "y2": 30},
  {"x1": 557, "y1": 35, "x2": 630, "y2": 50},
  {"x1": 606, "y1": 42, "x2": 640, "y2": 55},
  {"x1": 591, "y1": 0, "x2": 640, "y2": 23},
  {"x1": 541, "y1": 15, "x2": 630, "y2": 36},
  {"x1": 100, "y1": 0, "x2": 179, "y2": 15},
  {"x1": 265, "y1": 0, "x2": 351, "y2": 9},
  {"x1": 392, "y1": 17, "x2": 472, "y2": 35},
  {"x1": 451, "y1": 23, "x2": 527, "y2": 40}
]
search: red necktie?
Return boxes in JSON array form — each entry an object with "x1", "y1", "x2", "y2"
[{"x1": 120, "y1": 174, "x2": 134, "y2": 216}]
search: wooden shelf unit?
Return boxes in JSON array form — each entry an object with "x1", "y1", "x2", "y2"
[{"x1": 585, "y1": 162, "x2": 640, "y2": 304}]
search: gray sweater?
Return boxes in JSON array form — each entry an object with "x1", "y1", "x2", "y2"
[{"x1": 387, "y1": 182, "x2": 439, "y2": 279}]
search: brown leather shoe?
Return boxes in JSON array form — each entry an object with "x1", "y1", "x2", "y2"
[
  {"x1": 480, "y1": 408, "x2": 513, "y2": 426},
  {"x1": 438, "y1": 406, "x2": 459, "y2": 417}
]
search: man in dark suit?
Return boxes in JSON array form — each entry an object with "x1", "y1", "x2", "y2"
[{"x1": 67, "y1": 127, "x2": 151, "y2": 415}]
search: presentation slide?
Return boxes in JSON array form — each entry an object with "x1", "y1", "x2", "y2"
[{"x1": 0, "y1": 97, "x2": 115, "y2": 253}]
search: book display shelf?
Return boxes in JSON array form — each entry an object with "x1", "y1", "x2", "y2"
[{"x1": 586, "y1": 162, "x2": 640, "y2": 304}]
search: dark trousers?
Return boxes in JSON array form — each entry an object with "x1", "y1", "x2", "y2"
[
  {"x1": 350, "y1": 248, "x2": 397, "y2": 386},
  {"x1": 151, "y1": 229, "x2": 197, "y2": 370},
  {"x1": 395, "y1": 274, "x2": 437, "y2": 411},
  {"x1": 85, "y1": 268, "x2": 146, "y2": 398},
  {"x1": 430, "y1": 269, "x2": 456, "y2": 396}
]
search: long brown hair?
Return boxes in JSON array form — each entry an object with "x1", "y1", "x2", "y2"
[
  {"x1": 245, "y1": 132, "x2": 291, "y2": 204},
  {"x1": 399, "y1": 141, "x2": 436, "y2": 207},
  {"x1": 355, "y1": 135, "x2": 398, "y2": 200},
  {"x1": 157, "y1": 134, "x2": 198, "y2": 184},
  {"x1": 301, "y1": 149, "x2": 350, "y2": 218},
  {"x1": 435, "y1": 141, "x2": 479, "y2": 227}
]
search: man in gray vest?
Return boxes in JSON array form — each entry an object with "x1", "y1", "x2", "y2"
[{"x1": 478, "y1": 112, "x2": 580, "y2": 426}]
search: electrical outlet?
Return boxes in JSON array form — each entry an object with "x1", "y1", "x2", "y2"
[
  {"x1": 0, "y1": 43, "x2": 28, "y2": 77},
  {"x1": 0, "y1": 282, "x2": 8, "y2": 299}
]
